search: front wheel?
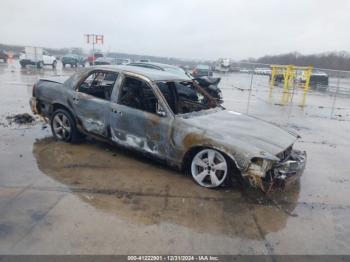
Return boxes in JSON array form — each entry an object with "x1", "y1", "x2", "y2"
[
  {"x1": 190, "y1": 148, "x2": 229, "y2": 188},
  {"x1": 50, "y1": 109, "x2": 80, "y2": 143}
]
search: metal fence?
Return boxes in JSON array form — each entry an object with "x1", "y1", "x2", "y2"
[{"x1": 215, "y1": 62, "x2": 350, "y2": 125}]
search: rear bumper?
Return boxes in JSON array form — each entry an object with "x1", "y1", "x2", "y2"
[{"x1": 273, "y1": 150, "x2": 306, "y2": 187}]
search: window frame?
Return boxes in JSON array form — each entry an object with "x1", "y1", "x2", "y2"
[
  {"x1": 115, "y1": 73, "x2": 173, "y2": 118},
  {"x1": 75, "y1": 69, "x2": 119, "y2": 101}
]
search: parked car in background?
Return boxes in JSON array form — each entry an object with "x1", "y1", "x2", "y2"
[
  {"x1": 87, "y1": 52, "x2": 104, "y2": 66},
  {"x1": 0, "y1": 50, "x2": 8, "y2": 63},
  {"x1": 116, "y1": 58, "x2": 131, "y2": 65},
  {"x1": 94, "y1": 57, "x2": 131, "y2": 65},
  {"x1": 137, "y1": 59, "x2": 150, "y2": 63},
  {"x1": 274, "y1": 70, "x2": 329, "y2": 90},
  {"x1": 214, "y1": 58, "x2": 231, "y2": 73},
  {"x1": 128, "y1": 62, "x2": 192, "y2": 80},
  {"x1": 192, "y1": 64, "x2": 213, "y2": 77},
  {"x1": 61, "y1": 54, "x2": 86, "y2": 67},
  {"x1": 128, "y1": 62, "x2": 223, "y2": 102},
  {"x1": 19, "y1": 47, "x2": 57, "y2": 69},
  {"x1": 29, "y1": 65, "x2": 306, "y2": 192},
  {"x1": 309, "y1": 71, "x2": 329, "y2": 89}
]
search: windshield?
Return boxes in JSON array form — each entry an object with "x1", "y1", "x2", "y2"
[{"x1": 156, "y1": 80, "x2": 217, "y2": 115}]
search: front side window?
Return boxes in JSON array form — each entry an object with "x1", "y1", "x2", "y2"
[
  {"x1": 78, "y1": 71, "x2": 118, "y2": 100},
  {"x1": 118, "y1": 76, "x2": 161, "y2": 114},
  {"x1": 157, "y1": 81, "x2": 211, "y2": 114}
]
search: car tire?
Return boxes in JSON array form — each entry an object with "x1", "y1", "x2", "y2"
[
  {"x1": 190, "y1": 148, "x2": 231, "y2": 188},
  {"x1": 50, "y1": 109, "x2": 81, "y2": 143},
  {"x1": 62, "y1": 63, "x2": 66, "y2": 68},
  {"x1": 52, "y1": 60, "x2": 57, "y2": 69}
]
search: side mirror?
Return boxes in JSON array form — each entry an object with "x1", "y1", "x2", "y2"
[{"x1": 156, "y1": 103, "x2": 166, "y2": 117}]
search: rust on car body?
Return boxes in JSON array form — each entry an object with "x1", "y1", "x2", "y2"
[{"x1": 30, "y1": 65, "x2": 307, "y2": 190}]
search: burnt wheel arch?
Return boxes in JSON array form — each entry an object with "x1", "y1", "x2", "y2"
[{"x1": 51, "y1": 103, "x2": 84, "y2": 138}]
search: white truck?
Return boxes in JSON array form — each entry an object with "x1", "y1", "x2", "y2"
[
  {"x1": 19, "y1": 47, "x2": 57, "y2": 69},
  {"x1": 214, "y1": 58, "x2": 231, "y2": 73}
]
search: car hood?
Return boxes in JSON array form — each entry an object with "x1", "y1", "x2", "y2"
[{"x1": 181, "y1": 109, "x2": 298, "y2": 157}]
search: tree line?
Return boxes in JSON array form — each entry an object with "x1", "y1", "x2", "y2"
[{"x1": 250, "y1": 51, "x2": 350, "y2": 71}]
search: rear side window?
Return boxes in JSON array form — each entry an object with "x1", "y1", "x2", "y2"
[{"x1": 78, "y1": 71, "x2": 118, "y2": 100}]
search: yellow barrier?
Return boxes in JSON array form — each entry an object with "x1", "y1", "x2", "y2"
[{"x1": 269, "y1": 64, "x2": 313, "y2": 106}]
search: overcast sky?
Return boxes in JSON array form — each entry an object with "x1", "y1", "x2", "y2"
[{"x1": 1, "y1": 0, "x2": 349, "y2": 60}]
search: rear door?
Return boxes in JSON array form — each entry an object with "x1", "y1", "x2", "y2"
[{"x1": 72, "y1": 70, "x2": 118, "y2": 137}]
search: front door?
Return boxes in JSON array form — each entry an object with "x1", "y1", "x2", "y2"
[
  {"x1": 109, "y1": 74, "x2": 173, "y2": 159},
  {"x1": 72, "y1": 70, "x2": 118, "y2": 137}
]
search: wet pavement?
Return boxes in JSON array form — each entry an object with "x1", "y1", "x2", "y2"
[{"x1": 0, "y1": 60, "x2": 349, "y2": 254}]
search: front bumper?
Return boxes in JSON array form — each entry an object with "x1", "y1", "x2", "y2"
[
  {"x1": 243, "y1": 149, "x2": 306, "y2": 191},
  {"x1": 272, "y1": 149, "x2": 307, "y2": 187}
]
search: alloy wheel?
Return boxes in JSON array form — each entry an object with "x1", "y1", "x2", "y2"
[
  {"x1": 191, "y1": 149, "x2": 228, "y2": 188},
  {"x1": 52, "y1": 113, "x2": 71, "y2": 140}
]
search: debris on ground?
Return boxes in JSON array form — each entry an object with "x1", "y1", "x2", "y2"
[{"x1": 6, "y1": 113, "x2": 35, "y2": 124}]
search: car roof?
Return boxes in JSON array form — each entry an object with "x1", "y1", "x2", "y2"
[{"x1": 92, "y1": 65, "x2": 189, "y2": 81}]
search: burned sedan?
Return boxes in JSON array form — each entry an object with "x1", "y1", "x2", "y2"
[{"x1": 30, "y1": 66, "x2": 306, "y2": 191}]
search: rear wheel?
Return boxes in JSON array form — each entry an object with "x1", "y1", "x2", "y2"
[
  {"x1": 190, "y1": 148, "x2": 229, "y2": 188},
  {"x1": 50, "y1": 109, "x2": 80, "y2": 143}
]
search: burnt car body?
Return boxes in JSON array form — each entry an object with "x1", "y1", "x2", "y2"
[{"x1": 30, "y1": 66, "x2": 306, "y2": 191}]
